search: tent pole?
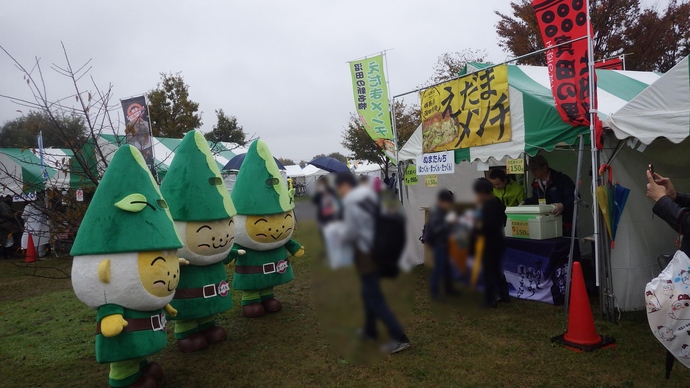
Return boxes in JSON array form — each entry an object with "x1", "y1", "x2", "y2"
[
  {"x1": 586, "y1": 0, "x2": 601, "y2": 288},
  {"x1": 563, "y1": 134, "x2": 586, "y2": 331},
  {"x1": 384, "y1": 51, "x2": 403, "y2": 204}
]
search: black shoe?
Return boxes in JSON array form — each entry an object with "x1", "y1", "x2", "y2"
[{"x1": 380, "y1": 340, "x2": 411, "y2": 354}]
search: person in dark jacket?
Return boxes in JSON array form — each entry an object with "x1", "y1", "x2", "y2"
[
  {"x1": 427, "y1": 189, "x2": 458, "y2": 300},
  {"x1": 472, "y1": 178, "x2": 509, "y2": 307},
  {"x1": 647, "y1": 171, "x2": 690, "y2": 255},
  {"x1": 523, "y1": 155, "x2": 576, "y2": 235},
  {"x1": 312, "y1": 176, "x2": 342, "y2": 227}
]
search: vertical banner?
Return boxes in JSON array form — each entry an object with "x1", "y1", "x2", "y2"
[
  {"x1": 349, "y1": 54, "x2": 396, "y2": 162},
  {"x1": 420, "y1": 65, "x2": 511, "y2": 153},
  {"x1": 121, "y1": 96, "x2": 154, "y2": 167},
  {"x1": 532, "y1": 0, "x2": 602, "y2": 148}
]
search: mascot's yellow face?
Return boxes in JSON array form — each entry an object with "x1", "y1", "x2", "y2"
[
  {"x1": 185, "y1": 218, "x2": 235, "y2": 256},
  {"x1": 245, "y1": 211, "x2": 294, "y2": 244},
  {"x1": 137, "y1": 250, "x2": 180, "y2": 297}
]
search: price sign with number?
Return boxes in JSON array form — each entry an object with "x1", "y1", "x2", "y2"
[
  {"x1": 511, "y1": 220, "x2": 530, "y2": 238},
  {"x1": 404, "y1": 165, "x2": 418, "y2": 186},
  {"x1": 506, "y1": 158, "x2": 524, "y2": 174},
  {"x1": 425, "y1": 174, "x2": 438, "y2": 187}
]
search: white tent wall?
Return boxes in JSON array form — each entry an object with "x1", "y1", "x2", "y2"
[
  {"x1": 401, "y1": 147, "x2": 595, "y2": 270},
  {"x1": 602, "y1": 136, "x2": 690, "y2": 311},
  {"x1": 0, "y1": 153, "x2": 23, "y2": 196}
]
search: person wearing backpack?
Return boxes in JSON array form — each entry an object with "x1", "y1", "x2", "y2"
[
  {"x1": 335, "y1": 172, "x2": 411, "y2": 354},
  {"x1": 427, "y1": 189, "x2": 459, "y2": 300}
]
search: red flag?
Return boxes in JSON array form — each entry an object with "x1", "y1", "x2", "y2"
[
  {"x1": 532, "y1": 0, "x2": 603, "y2": 149},
  {"x1": 595, "y1": 58, "x2": 623, "y2": 70}
]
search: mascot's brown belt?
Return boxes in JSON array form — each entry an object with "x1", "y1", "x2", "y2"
[
  {"x1": 235, "y1": 258, "x2": 290, "y2": 275},
  {"x1": 96, "y1": 313, "x2": 166, "y2": 334},
  {"x1": 174, "y1": 280, "x2": 230, "y2": 299}
]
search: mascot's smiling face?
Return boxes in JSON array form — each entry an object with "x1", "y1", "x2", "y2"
[
  {"x1": 234, "y1": 211, "x2": 294, "y2": 251},
  {"x1": 137, "y1": 250, "x2": 180, "y2": 297},
  {"x1": 175, "y1": 218, "x2": 235, "y2": 265},
  {"x1": 72, "y1": 250, "x2": 179, "y2": 311}
]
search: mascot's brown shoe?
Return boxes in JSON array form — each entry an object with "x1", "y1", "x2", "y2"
[
  {"x1": 262, "y1": 298, "x2": 283, "y2": 313},
  {"x1": 125, "y1": 374, "x2": 157, "y2": 388},
  {"x1": 242, "y1": 302, "x2": 266, "y2": 318},
  {"x1": 177, "y1": 332, "x2": 209, "y2": 353},
  {"x1": 141, "y1": 361, "x2": 163, "y2": 382},
  {"x1": 201, "y1": 325, "x2": 227, "y2": 344}
]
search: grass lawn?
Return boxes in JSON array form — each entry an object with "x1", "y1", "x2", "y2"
[{"x1": 0, "y1": 220, "x2": 687, "y2": 387}]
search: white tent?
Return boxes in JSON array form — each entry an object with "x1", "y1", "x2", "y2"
[
  {"x1": 354, "y1": 162, "x2": 384, "y2": 180},
  {"x1": 601, "y1": 55, "x2": 690, "y2": 311},
  {"x1": 398, "y1": 124, "x2": 422, "y2": 162},
  {"x1": 302, "y1": 164, "x2": 328, "y2": 194},
  {"x1": 606, "y1": 55, "x2": 690, "y2": 145},
  {"x1": 284, "y1": 165, "x2": 305, "y2": 178}
]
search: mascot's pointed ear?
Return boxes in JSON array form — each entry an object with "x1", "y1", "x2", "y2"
[{"x1": 98, "y1": 259, "x2": 111, "y2": 284}]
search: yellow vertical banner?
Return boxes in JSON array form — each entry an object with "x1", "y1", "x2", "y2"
[{"x1": 421, "y1": 64, "x2": 511, "y2": 153}]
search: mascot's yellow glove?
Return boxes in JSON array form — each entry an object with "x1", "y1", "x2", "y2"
[
  {"x1": 165, "y1": 304, "x2": 178, "y2": 318},
  {"x1": 179, "y1": 258, "x2": 190, "y2": 265},
  {"x1": 101, "y1": 314, "x2": 128, "y2": 337},
  {"x1": 294, "y1": 246, "x2": 305, "y2": 258}
]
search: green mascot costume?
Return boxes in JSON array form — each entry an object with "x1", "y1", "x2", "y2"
[
  {"x1": 160, "y1": 130, "x2": 243, "y2": 353},
  {"x1": 230, "y1": 139, "x2": 305, "y2": 318},
  {"x1": 71, "y1": 145, "x2": 184, "y2": 388}
]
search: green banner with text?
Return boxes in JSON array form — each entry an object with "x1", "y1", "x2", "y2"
[{"x1": 349, "y1": 54, "x2": 395, "y2": 162}]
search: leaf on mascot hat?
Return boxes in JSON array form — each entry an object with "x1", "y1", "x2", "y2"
[{"x1": 115, "y1": 193, "x2": 148, "y2": 213}]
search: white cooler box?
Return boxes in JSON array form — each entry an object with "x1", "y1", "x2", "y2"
[{"x1": 504, "y1": 205, "x2": 563, "y2": 240}]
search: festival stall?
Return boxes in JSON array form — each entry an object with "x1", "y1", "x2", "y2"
[
  {"x1": 601, "y1": 55, "x2": 690, "y2": 311},
  {"x1": 301, "y1": 164, "x2": 328, "y2": 194},
  {"x1": 400, "y1": 62, "x2": 662, "y2": 305}
]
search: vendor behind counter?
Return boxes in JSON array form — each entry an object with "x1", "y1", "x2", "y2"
[{"x1": 522, "y1": 155, "x2": 576, "y2": 235}]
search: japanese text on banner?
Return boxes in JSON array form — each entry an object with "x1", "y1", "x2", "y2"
[
  {"x1": 404, "y1": 165, "x2": 418, "y2": 186},
  {"x1": 420, "y1": 64, "x2": 511, "y2": 153},
  {"x1": 425, "y1": 175, "x2": 438, "y2": 187},
  {"x1": 532, "y1": 0, "x2": 594, "y2": 127},
  {"x1": 349, "y1": 55, "x2": 396, "y2": 162}
]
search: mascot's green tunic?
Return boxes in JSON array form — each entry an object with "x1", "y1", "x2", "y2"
[
  {"x1": 160, "y1": 130, "x2": 241, "y2": 353},
  {"x1": 71, "y1": 145, "x2": 184, "y2": 388},
  {"x1": 231, "y1": 139, "x2": 304, "y2": 318}
]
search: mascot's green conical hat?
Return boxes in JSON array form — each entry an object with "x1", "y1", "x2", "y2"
[
  {"x1": 231, "y1": 139, "x2": 294, "y2": 215},
  {"x1": 160, "y1": 130, "x2": 236, "y2": 222},
  {"x1": 70, "y1": 145, "x2": 183, "y2": 256}
]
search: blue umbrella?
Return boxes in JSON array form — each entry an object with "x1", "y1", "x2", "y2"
[
  {"x1": 610, "y1": 183, "x2": 630, "y2": 249},
  {"x1": 223, "y1": 153, "x2": 285, "y2": 171},
  {"x1": 308, "y1": 156, "x2": 349, "y2": 173}
]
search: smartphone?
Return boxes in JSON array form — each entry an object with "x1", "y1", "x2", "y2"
[{"x1": 648, "y1": 163, "x2": 655, "y2": 176}]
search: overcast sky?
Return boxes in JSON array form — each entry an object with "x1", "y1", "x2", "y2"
[{"x1": 0, "y1": 0, "x2": 668, "y2": 161}]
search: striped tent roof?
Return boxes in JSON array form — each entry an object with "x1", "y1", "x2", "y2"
[
  {"x1": 398, "y1": 63, "x2": 663, "y2": 163},
  {"x1": 98, "y1": 134, "x2": 242, "y2": 179}
]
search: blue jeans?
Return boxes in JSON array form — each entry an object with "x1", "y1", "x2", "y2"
[
  {"x1": 430, "y1": 244, "x2": 453, "y2": 297},
  {"x1": 361, "y1": 274, "x2": 405, "y2": 342}
]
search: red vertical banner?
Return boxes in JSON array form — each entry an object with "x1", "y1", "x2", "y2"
[{"x1": 532, "y1": 0, "x2": 603, "y2": 149}]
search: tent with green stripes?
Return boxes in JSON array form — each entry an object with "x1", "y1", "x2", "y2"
[
  {"x1": 0, "y1": 147, "x2": 98, "y2": 196},
  {"x1": 96, "y1": 134, "x2": 244, "y2": 180},
  {"x1": 399, "y1": 63, "x2": 662, "y2": 162}
]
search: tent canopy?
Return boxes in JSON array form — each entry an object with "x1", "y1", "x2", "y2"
[
  {"x1": 605, "y1": 55, "x2": 690, "y2": 145},
  {"x1": 399, "y1": 63, "x2": 662, "y2": 163},
  {"x1": 98, "y1": 134, "x2": 244, "y2": 179},
  {"x1": 284, "y1": 165, "x2": 304, "y2": 178}
]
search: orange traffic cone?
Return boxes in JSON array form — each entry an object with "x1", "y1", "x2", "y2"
[
  {"x1": 552, "y1": 262, "x2": 616, "y2": 352},
  {"x1": 25, "y1": 234, "x2": 37, "y2": 263}
]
